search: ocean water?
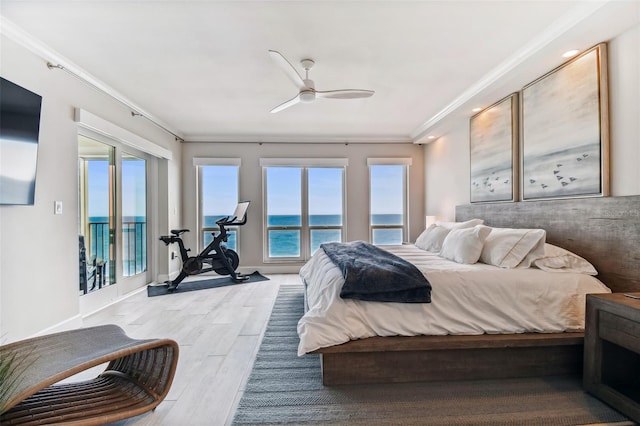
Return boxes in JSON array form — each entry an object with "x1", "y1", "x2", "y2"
[
  {"x1": 265, "y1": 214, "x2": 403, "y2": 257},
  {"x1": 204, "y1": 214, "x2": 402, "y2": 256},
  {"x1": 87, "y1": 214, "x2": 403, "y2": 265}
]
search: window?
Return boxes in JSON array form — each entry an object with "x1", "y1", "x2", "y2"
[
  {"x1": 308, "y1": 168, "x2": 344, "y2": 254},
  {"x1": 196, "y1": 159, "x2": 240, "y2": 251},
  {"x1": 262, "y1": 158, "x2": 346, "y2": 261},
  {"x1": 368, "y1": 158, "x2": 410, "y2": 245},
  {"x1": 266, "y1": 167, "x2": 302, "y2": 258}
]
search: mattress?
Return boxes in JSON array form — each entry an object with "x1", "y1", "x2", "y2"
[{"x1": 297, "y1": 244, "x2": 611, "y2": 355}]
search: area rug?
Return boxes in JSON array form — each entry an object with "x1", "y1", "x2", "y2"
[
  {"x1": 146, "y1": 271, "x2": 268, "y2": 297},
  {"x1": 232, "y1": 285, "x2": 629, "y2": 425}
]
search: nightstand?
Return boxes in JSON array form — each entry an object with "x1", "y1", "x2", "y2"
[{"x1": 584, "y1": 293, "x2": 640, "y2": 422}]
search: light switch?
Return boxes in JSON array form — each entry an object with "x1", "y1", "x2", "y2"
[{"x1": 54, "y1": 200, "x2": 63, "y2": 215}]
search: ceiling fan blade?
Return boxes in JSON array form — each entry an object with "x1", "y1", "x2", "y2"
[
  {"x1": 268, "y1": 50, "x2": 306, "y2": 91},
  {"x1": 315, "y1": 89, "x2": 375, "y2": 99},
  {"x1": 270, "y1": 94, "x2": 301, "y2": 113}
]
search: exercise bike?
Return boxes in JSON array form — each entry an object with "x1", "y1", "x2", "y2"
[{"x1": 159, "y1": 201, "x2": 250, "y2": 291}]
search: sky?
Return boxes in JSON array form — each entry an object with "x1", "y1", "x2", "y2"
[
  {"x1": 87, "y1": 158, "x2": 146, "y2": 218},
  {"x1": 87, "y1": 160, "x2": 109, "y2": 218},
  {"x1": 369, "y1": 165, "x2": 403, "y2": 215},
  {"x1": 88, "y1": 163, "x2": 405, "y2": 219},
  {"x1": 202, "y1": 165, "x2": 239, "y2": 217},
  {"x1": 263, "y1": 166, "x2": 403, "y2": 216}
]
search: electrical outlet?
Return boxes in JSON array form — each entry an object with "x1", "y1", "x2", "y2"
[{"x1": 54, "y1": 201, "x2": 63, "y2": 215}]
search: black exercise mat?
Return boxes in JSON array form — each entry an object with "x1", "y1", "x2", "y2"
[{"x1": 147, "y1": 271, "x2": 269, "y2": 297}]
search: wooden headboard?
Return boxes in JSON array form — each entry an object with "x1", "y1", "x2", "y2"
[{"x1": 456, "y1": 195, "x2": 640, "y2": 293}]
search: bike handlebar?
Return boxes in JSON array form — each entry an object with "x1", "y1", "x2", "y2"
[{"x1": 216, "y1": 215, "x2": 247, "y2": 227}]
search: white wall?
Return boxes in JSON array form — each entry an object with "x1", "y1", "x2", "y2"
[
  {"x1": 423, "y1": 125, "x2": 470, "y2": 221},
  {"x1": 181, "y1": 142, "x2": 425, "y2": 273},
  {"x1": 424, "y1": 23, "x2": 640, "y2": 219},
  {"x1": 0, "y1": 36, "x2": 182, "y2": 342},
  {"x1": 608, "y1": 24, "x2": 640, "y2": 195}
]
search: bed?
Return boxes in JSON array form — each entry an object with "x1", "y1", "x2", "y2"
[{"x1": 298, "y1": 195, "x2": 640, "y2": 385}]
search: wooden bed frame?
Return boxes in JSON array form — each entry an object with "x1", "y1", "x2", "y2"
[{"x1": 312, "y1": 195, "x2": 640, "y2": 385}]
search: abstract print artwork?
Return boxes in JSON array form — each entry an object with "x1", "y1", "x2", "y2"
[
  {"x1": 470, "y1": 93, "x2": 518, "y2": 203},
  {"x1": 521, "y1": 44, "x2": 609, "y2": 200}
]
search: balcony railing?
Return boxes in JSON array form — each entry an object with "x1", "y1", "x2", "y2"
[
  {"x1": 123, "y1": 221, "x2": 147, "y2": 276},
  {"x1": 88, "y1": 221, "x2": 110, "y2": 264},
  {"x1": 87, "y1": 220, "x2": 147, "y2": 278}
]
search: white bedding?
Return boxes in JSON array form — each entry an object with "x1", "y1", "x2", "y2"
[{"x1": 297, "y1": 244, "x2": 611, "y2": 356}]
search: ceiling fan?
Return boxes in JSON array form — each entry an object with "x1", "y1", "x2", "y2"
[{"x1": 268, "y1": 50, "x2": 374, "y2": 113}]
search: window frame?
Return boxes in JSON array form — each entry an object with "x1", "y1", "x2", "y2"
[
  {"x1": 261, "y1": 158, "x2": 348, "y2": 263},
  {"x1": 367, "y1": 158, "x2": 411, "y2": 245}
]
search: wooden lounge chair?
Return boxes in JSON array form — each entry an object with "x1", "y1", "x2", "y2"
[{"x1": 0, "y1": 324, "x2": 178, "y2": 425}]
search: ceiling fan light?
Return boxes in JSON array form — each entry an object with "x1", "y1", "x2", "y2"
[{"x1": 299, "y1": 90, "x2": 315, "y2": 103}]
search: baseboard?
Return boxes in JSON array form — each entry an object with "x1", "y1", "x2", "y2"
[
  {"x1": 32, "y1": 314, "x2": 83, "y2": 339},
  {"x1": 240, "y1": 265, "x2": 302, "y2": 274},
  {"x1": 156, "y1": 269, "x2": 181, "y2": 283},
  {"x1": 157, "y1": 265, "x2": 302, "y2": 285}
]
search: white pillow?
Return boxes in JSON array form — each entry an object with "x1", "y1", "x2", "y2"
[
  {"x1": 439, "y1": 225, "x2": 492, "y2": 264},
  {"x1": 480, "y1": 228, "x2": 546, "y2": 268},
  {"x1": 533, "y1": 243, "x2": 598, "y2": 275},
  {"x1": 435, "y1": 218, "x2": 484, "y2": 230},
  {"x1": 415, "y1": 224, "x2": 451, "y2": 252}
]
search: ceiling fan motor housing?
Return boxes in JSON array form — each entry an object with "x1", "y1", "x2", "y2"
[
  {"x1": 300, "y1": 78, "x2": 316, "y2": 102},
  {"x1": 300, "y1": 90, "x2": 315, "y2": 103}
]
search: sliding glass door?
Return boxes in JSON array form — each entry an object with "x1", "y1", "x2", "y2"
[
  {"x1": 78, "y1": 135, "x2": 152, "y2": 295},
  {"x1": 78, "y1": 136, "x2": 115, "y2": 294},
  {"x1": 121, "y1": 153, "x2": 147, "y2": 278}
]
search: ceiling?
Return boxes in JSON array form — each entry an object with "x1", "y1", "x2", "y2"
[{"x1": 1, "y1": 1, "x2": 638, "y2": 143}]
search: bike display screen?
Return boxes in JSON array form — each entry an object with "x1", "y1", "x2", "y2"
[{"x1": 231, "y1": 201, "x2": 250, "y2": 223}]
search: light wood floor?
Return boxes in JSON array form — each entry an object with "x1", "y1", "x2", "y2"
[
  {"x1": 79, "y1": 273, "x2": 300, "y2": 426},
  {"x1": 70, "y1": 274, "x2": 635, "y2": 426}
]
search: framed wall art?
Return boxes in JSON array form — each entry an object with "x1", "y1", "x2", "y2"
[
  {"x1": 469, "y1": 93, "x2": 518, "y2": 203},
  {"x1": 521, "y1": 43, "x2": 609, "y2": 201}
]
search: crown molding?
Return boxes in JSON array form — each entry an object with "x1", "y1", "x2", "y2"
[
  {"x1": 1, "y1": 15, "x2": 184, "y2": 141},
  {"x1": 184, "y1": 133, "x2": 413, "y2": 144}
]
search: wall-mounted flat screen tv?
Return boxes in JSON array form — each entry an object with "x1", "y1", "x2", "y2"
[{"x1": 1, "y1": 77, "x2": 42, "y2": 205}]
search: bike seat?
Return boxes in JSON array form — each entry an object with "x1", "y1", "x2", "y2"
[{"x1": 170, "y1": 229, "x2": 190, "y2": 236}]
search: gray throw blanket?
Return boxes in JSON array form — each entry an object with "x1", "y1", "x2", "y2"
[{"x1": 321, "y1": 241, "x2": 431, "y2": 303}]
